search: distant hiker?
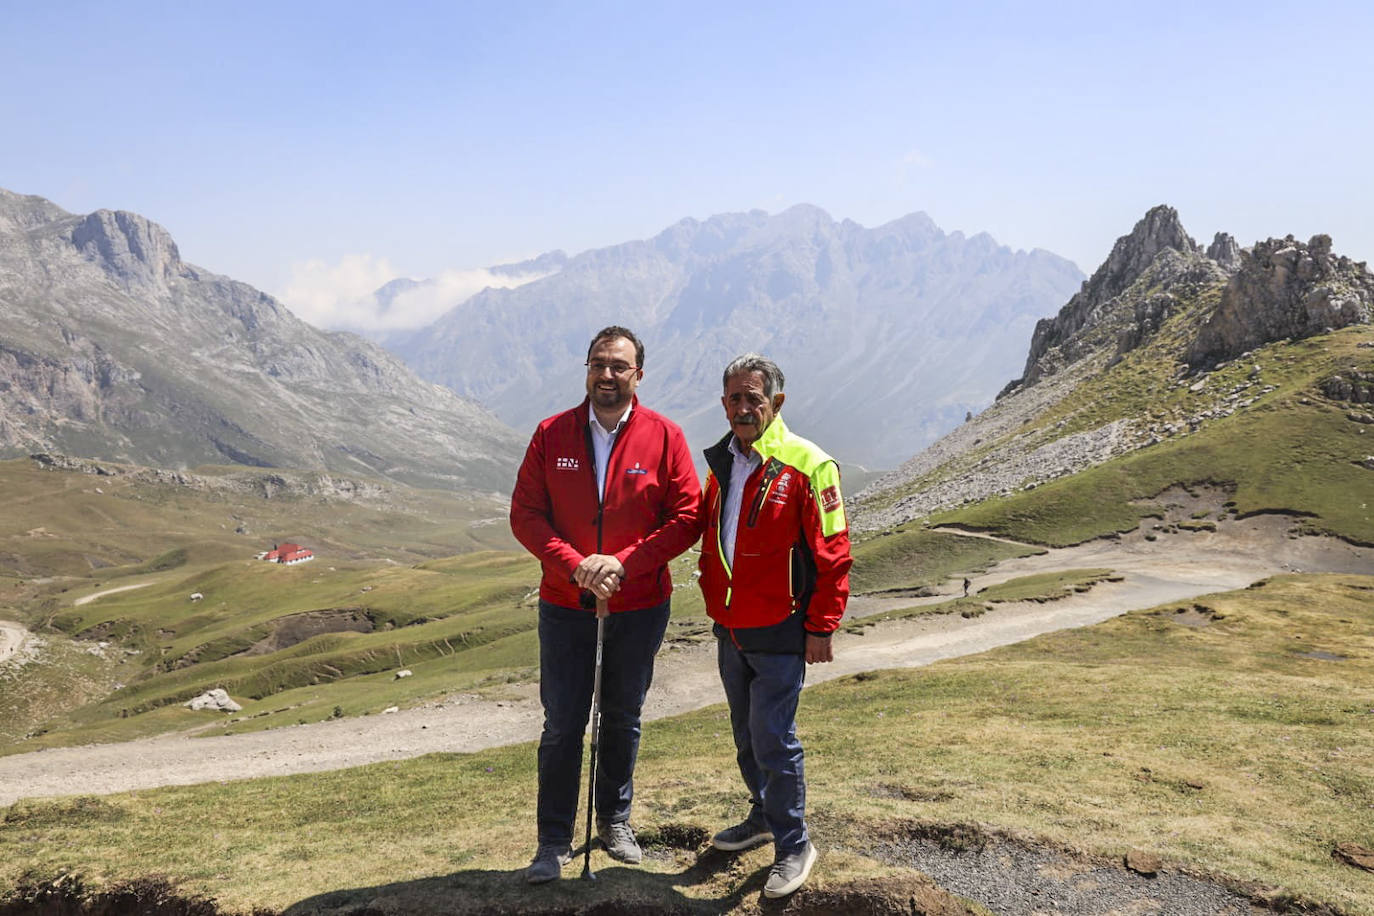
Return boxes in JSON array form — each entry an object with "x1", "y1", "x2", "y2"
[
  {"x1": 510, "y1": 326, "x2": 701, "y2": 884},
  {"x1": 963, "y1": 577, "x2": 970, "y2": 597},
  {"x1": 695, "y1": 353, "x2": 852, "y2": 898}
]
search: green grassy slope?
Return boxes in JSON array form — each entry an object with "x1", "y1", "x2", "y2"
[{"x1": 932, "y1": 327, "x2": 1374, "y2": 546}]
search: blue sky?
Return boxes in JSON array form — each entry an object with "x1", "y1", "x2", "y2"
[{"x1": 4, "y1": 1, "x2": 1370, "y2": 330}]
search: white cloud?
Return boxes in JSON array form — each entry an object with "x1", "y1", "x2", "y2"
[
  {"x1": 278, "y1": 256, "x2": 554, "y2": 332},
  {"x1": 382, "y1": 268, "x2": 545, "y2": 329},
  {"x1": 278, "y1": 254, "x2": 400, "y2": 329}
]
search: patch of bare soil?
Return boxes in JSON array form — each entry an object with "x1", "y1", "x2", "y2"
[
  {"x1": 0, "y1": 621, "x2": 30, "y2": 666},
  {"x1": 238, "y1": 609, "x2": 376, "y2": 657},
  {"x1": 0, "y1": 874, "x2": 273, "y2": 916},
  {"x1": 869, "y1": 822, "x2": 1333, "y2": 916}
]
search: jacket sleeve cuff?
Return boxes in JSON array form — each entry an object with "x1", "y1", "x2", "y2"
[{"x1": 804, "y1": 628, "x2": 833, "y2": 638}]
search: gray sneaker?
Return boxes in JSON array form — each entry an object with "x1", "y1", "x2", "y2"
[
  {"x1": 524, "y1": 843, "x2": 571, "y2": 884},
  {"x1": 711, "y1": 815, "x2": 774, "y2": 851},
  {"x1": 597, "y1": 819, "x2": 642, "y2": 864},
  {"x1": 764, "y1": 842, "x2": 817, "y2": 898}
]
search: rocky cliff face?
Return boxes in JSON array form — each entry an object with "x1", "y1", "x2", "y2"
[
  {"x1": 0, "y1": 188, "x2": 521, "y2": 491},
  {"x1": 388, "y1": 205, "x2": 1085, "y2": 468},
  {"x1": 1189, "y1": 234, "x2": 1374, "y2": 367}
]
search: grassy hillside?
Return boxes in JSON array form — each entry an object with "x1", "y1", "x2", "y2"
[
  {"x1": 0, "y1": 456, "x2": 538, "y2": 750},
  {"x1": 924, "y1": 326, "x2": 1373, "y2": 546},
  {"x1": 3, "y1": 574, "x2": 1369, "y2": 914},
  {"x1": 0, "y1": 457, "x2": 517, "y2": 586}
]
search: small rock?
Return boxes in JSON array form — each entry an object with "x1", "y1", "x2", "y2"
[
  {"x1": 1125, "y1": 849, "x2": 1162, "y2": 876},
  {"x1": 395, "y1": 669, "x2": 413, "y2": 679},
  {"x1": 382, "y1": 706, "x2": 400, "y2": 714}
]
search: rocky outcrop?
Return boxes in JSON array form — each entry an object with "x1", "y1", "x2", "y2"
[
  {"x1": 1014, "y1": 206, "x2": 1199, "y2": 390},
  {"x1": 1188, "y1": 234, "x2": 1374, "y2": 368},
  {"x1": 185, "y1": 688, "x2": 241, "y2": 712},
  {"x1": 72, "y1": 209, "x2": 189, "y2": 290},
  {"x1": 1321, "y1": 370, "x2": 1374, "y2": 404},
  {"x1": 1206, "y1": 232, "x2": 1242, "y2": 271}
]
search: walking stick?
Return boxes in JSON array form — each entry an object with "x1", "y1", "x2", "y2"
[{"x1": 581, "y1": 597, "x2": 609, "y2": 880}]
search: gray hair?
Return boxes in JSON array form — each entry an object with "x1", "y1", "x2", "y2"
[{"x1": 722, "y1": 353, "x2": 785, "y2": 399}]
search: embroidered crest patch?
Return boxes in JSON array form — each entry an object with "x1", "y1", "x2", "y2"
[{"x1": 819, "y1": 485, "x2": 841, "y2": 513}]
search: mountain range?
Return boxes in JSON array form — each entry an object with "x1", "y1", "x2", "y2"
[
  {"x1": 383, "y1": 205, "x2": 1085, "y2": 468},
  {"x1": 0, "y1": 189, "x2": 521, "y2": 492}
]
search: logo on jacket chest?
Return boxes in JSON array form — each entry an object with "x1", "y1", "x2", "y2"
[
  {"x1": 555, "y1": 457, "x2": 580, "y2": 471},
  {"x1": 625, "y1": 461, "x2": 648, "y2": 476},
  {"x1": 766, "y1": 471, "x2": 793, "y2": 506}
]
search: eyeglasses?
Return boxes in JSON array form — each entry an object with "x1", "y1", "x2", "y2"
[{"x1": 586, "y1": 361, "x2": 639, "y2": 376}]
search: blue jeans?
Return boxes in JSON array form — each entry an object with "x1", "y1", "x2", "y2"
[
  {"x1": 717, "y1": 636, "x2": 809, "y2": 855},
  {"x1": 536, "y1": 599, "x2": 670, "y2": 846}
]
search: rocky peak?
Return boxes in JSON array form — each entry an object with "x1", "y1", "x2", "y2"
[
  {"x1": 1014, "y1": 206, "x2": 1198, "y2": 390},
  {"x1": 0, "y1": 188, "x2": 71, "y2": 233},
  {"x1": 1188, "y1": 234, "x2": 1374, "y2": 368},
  {"x1": 1088, "y1": 205, "x2": 1197, "y2": 304},
  {"x1": 71, "y1": 209, "x2": 185, "y2": 290}
]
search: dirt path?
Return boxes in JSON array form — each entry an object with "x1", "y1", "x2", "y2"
[
  {"x1": 1, "y1": 513, "x2": 1370, "y2": 807},
  {"x1": 72, "y1": 582, "x2": 154, "y2": 606}
]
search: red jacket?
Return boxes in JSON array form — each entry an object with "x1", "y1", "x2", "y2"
[
  {"x1": 698, "y1": 416, "x2": 852, "y2": 652},
  {"x1": 511, "y1": 397, "x2": 701, "y2": 612}
]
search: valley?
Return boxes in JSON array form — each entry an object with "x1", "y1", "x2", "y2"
[{"x1": 3, "y1": 508, "x2": 1367, "y2": 808}]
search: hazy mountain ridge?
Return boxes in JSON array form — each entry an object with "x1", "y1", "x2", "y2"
[
  {"x1": 856, "y1": 205, "x2": 1374, "y2": 529},
  {"x1": 387, "y1": 204, "x2": 1085, "y2": 468},
  {"x1": 0, "y1": 188, "x2": 522, "y2": 492}
]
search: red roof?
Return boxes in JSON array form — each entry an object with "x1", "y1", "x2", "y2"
[{"x1": 263, "y1": 542, "x2": 310, "y2": 562}]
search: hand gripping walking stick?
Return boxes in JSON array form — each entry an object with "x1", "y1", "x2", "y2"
[{"x1": 581, "y1": 597, "x2": 609, "y2": 880}]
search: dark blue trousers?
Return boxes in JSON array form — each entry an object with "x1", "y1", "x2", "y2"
[
  {"x1": 717, "y1": 636, "x2": 809, "y2": 855},
  {"x1": 536, "y1": 599, "x2": 670, "y2": 846}
]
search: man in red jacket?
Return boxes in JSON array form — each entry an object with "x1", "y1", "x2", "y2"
[
  {"x1": 510, "y1": 326, "x2": 701, "y2": 883},
  {"x1": 697, "y1": 352, "x2": 852, "y2": 898}
]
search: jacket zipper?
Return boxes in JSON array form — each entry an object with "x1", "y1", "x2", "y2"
[
  {"x1": 746, "y1": 459, "x2": 783, "y2": 527},
  {"x1": 585, "y1": 410, "x2": 632, "y2": 600}
]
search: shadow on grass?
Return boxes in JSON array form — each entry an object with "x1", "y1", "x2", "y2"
[
  {"x1": 0, "y1": 841, "x2": 978, "y2": 915},
  {"x1": 281, "y1": 846, "x2": 756, "y2": 915}
]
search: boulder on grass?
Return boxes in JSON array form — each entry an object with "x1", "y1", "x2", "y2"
[{"x1": 184, "y1": 688, "x2": 242, "y2": 712}]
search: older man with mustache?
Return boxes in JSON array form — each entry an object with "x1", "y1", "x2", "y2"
[{"x1": 695, "y1": 352, "x2": 853, "y2": 899}]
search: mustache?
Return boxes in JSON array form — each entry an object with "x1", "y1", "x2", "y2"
[{"x1": 732, "y1": 414, "x2": 758, "y2": 425}]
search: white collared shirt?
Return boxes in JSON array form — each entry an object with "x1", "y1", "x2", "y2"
[
  {"x1": 589, "y1": 405, "x2": 632, "y2": 499},
  {"x1": 721, "y1": 435, "x2": 762, "y2": 567}
]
